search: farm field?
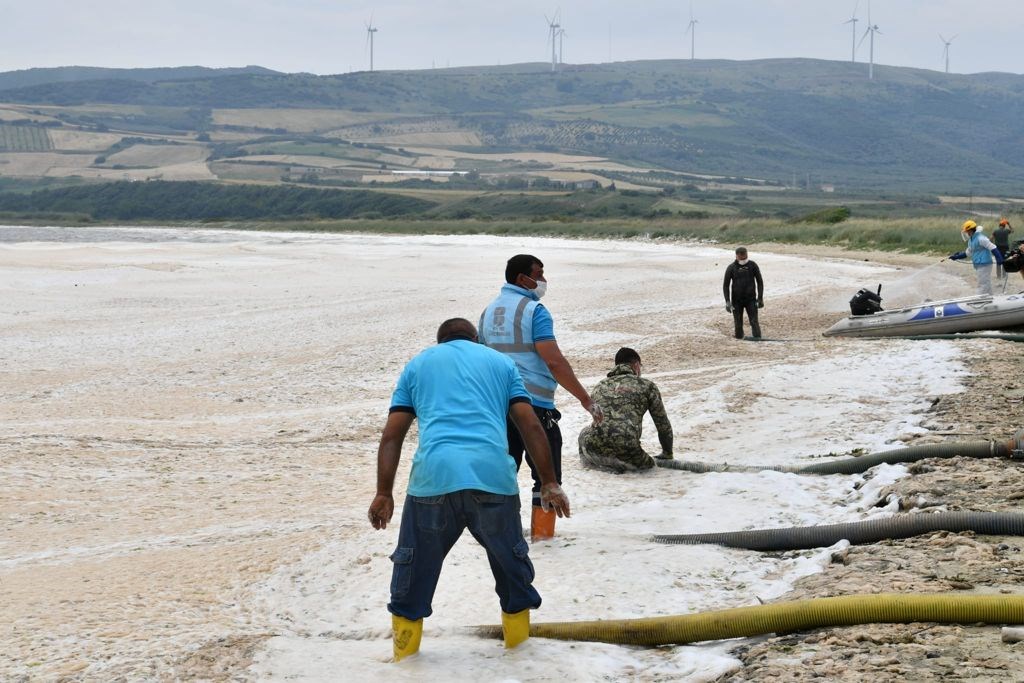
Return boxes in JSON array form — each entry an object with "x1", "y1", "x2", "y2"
[
  {"x1": 211, "y1": 108, "x2": 400, "y2": 132},
  {"x1": 0, "y1": 125, "x2": 52, "y2": 151},
  {"x1": 47, "y1": 129, "x2": 123, "y2": 151},
  {"x1": 358, "y1": 130, "x2": 482, "y2": 147},
  {"x1": 529, "y1": 100, "x2": 734, "y2": 128},
  {"x1": 240, "y1": 154, "x2": 376, "y2": 169},
  {"x1": 0, "y1": 106, "x2": 58, "y2": 123},
  {"x1": 0, "y1": 151, "x2": 90, "y2": 175},
  {"x1": 105, "y1": 143, "x2": 208, "y2": 168},
  {"x1": 0, "y1": 151, "x2": 214, "y2": 181}
]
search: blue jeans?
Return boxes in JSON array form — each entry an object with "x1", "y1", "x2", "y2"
[{"x1": 388, "y1": 491, "x2": 541, "y2": 621}]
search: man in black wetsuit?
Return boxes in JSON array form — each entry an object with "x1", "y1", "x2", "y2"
[{"x1": 722, "y1": 246, "x2": 764, "y2": 340}]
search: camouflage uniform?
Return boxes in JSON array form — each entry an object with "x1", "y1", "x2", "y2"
[{"x1": 579, "y1": 363, "x2": 673, "y2": 473}]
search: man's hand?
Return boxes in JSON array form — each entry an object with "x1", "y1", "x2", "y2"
[
  {"x1": 585, "y1": 400, "x2": 604, "y2": 424},
  {"x1": 725, "y1": 303, "x2": 733, "y2": 313},
  {"x1": 757, "y1": 299, "x2": 764, "y2": 309},
  {"x1": 368, "y1": 493, "x2": 394, "y2": 530},
  {"x1": 539, "y1": 482, "x2": 571, "y2": 518}
]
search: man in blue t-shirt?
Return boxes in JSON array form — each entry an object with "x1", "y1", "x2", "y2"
[
  {"x1": 479, "y1": 254, "x2": 603, "y2": 542},
  {"x1": 368, "y1": 317, "x2": 570, "y2": 662}
]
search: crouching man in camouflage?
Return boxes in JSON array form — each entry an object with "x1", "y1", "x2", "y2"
[{"x1": 578, "y1": 348, "x2": 673, "y2": 473}]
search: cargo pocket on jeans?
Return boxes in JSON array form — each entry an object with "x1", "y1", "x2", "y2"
[
  {"x1": 512, "y1": 537, "x2": 535, "y2": 583},
  {"x1": 389, "y1": 547, "x2": 414, "y2": 598}
]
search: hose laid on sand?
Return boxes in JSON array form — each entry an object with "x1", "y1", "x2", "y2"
[
  {"x1": 476, "y1": 594, "x2": 1024, "y2": 647},
  {"x1": 652, "y1": 510, "x2": 1024, "y2": 550},
  {"x1": 655, "y1": 439, "x2": 1009, "y2": 476},
  {"x1": 797, "y1": 440, "x2": 1006, "y2": 475}
]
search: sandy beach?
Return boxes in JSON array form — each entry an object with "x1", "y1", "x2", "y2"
[{"x1": 2, "y1": 227, "x2": 1022, "y2": 681}]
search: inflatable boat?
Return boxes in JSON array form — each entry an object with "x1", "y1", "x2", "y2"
[{"x1": 824, "y1": 286, "x2": 1024, "y2": 338}]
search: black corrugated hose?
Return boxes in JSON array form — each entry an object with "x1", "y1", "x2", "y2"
[
  {"x1": 652, "y1": 432, "x2": 1024, "y2": 550},
  {"x1": 655, "y1": 438, "x2": 1013, "y2": 476},
  {"x1": 652, "y1": 510, "x2": 1024, "y2": 550}
]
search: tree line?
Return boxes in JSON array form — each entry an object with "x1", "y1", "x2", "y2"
[{"x1": 0, "y1": 181, "x2": 436, "y2": 221}]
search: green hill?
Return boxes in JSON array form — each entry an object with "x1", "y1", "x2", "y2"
[
  {"x1": 2, "y1": 59, "x2": 1024, "y2": 192},
  {"x1": 0, "y1": 65, "x2": 280, "y2": 91}
]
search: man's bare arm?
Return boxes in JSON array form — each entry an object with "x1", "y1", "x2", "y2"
[
  {"x1": 535, "y1": 339, "x2": 602, "y2": 423},
  {"x1": 509, "y1": 402, "x2": 570, "y2": 517},
  {"x1": 368, "y1": 411, "x2": 415, "y2": 530}
]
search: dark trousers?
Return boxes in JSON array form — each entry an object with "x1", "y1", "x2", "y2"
[
  {"x1": 733, "y1": 300, "x2": 761, "y2": 339},
  {"x1": 507, "y1": 406, "x2": 562, "y2": 507},
  {"x1": 388, "y1": 491, "x2": 541, "y2": 621}
]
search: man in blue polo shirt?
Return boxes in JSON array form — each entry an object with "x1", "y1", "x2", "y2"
[
  {"x1": 480, "y1": 254, "x2": 602, "y2": 541},
  {"x1": 368, "y1": 317, "x2": 570, "y2": 662}
]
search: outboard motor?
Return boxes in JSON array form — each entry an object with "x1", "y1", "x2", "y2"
[
  {"x1": 1004, "y1": 249, "x2": 1023, "y2": 274},
  {"x1": 849, "y1": 284, "x2": 883, "y2": 316}
]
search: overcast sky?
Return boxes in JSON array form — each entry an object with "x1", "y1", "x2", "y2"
[{"x1": 1, "y1": 1, "x2": 1020, "y2": 76}]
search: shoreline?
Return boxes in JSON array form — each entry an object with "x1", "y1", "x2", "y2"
[
  {"x1": 0, "y1": 220, "x2": 978, "y2": 259},
  {"x1": 721, "y1": 351, "x2": 1024, "y2": 681}
]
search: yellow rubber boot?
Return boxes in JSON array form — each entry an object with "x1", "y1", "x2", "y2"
[
  {"x1": 531, "y1": 507, "x2": 556, "y2": 542},
  {"x1": 392, "y1": 614, "x2": 423, "y2": 662},
  {"x1": 502, "y1": 609, "x2": 530, "y2": 649}
]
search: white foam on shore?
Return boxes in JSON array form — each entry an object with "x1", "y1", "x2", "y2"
[
  {"x1": 246, "y1": 298, "x2": 964, "y2": 680},
  {"x1": 1, "y1": 228, "x2": 976, "y2": 681}
]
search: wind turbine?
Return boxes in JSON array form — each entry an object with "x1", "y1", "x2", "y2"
[
  {"x1": 545, "y1": 12, "x2": 561, "y2": 72},
  {"x1": 558, "y1": 27, "x2": 567, "y2": 65},
  {"x1": 843, "y1": 1, "x2": 859, "y2": 62},
  {"x1": 940, "y1": 34, "x2": 957, "y2": 74},
  {"x1": 365, "y1": 15, "x2": 379, "y2": 72},
  {"x1": 857, "y1": 4, "x2": 880, "y2": 80},
  {"x1": 683, "y1": 5, "x2": 698, "y2": 60}
]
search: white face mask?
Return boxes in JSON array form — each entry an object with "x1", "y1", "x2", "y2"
[
  {"x1": 738, "y1": 259, "x2": 749, "y2": 265},
  {"x1": 522, "y1": 274, "x2": 547, "y2": 299}
]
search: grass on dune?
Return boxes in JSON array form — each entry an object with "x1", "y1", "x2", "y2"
[{"x1": 189, "y1": 214, "x2": 1010, "y2": 257}]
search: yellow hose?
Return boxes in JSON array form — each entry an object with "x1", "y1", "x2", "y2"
[{"x1": 477, "y1": 594, "x2": 1024, "y2": 646}]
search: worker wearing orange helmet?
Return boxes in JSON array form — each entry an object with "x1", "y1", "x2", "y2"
[{"x1": 948, "y1": 220, "x2": 1004, "y2": 295}]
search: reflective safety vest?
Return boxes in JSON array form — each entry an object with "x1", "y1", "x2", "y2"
[
  {"x1": 968, "y1": 233, "x2": 994, "y2": 266},
  {"x1": 480, "y1": 285, "x2": 557, "y2": 408}
]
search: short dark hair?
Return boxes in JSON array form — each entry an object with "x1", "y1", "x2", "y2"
[
  {"x1": 614, "y1": 347, "x2": 641, "y2": 365},
  {"x1": 436, "y1": 318, "x2": 477, "y2": 343},
  {"x1": 505, "y1": 254, "x2": 543, "y2": 284},
  {"x1": 735, "y1": 247, "x2": 748, "y2": 256}
]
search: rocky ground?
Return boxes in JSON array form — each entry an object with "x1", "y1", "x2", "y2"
[{"x1": 718, "y1": 352, "x2": 1024, "y2": 682}]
